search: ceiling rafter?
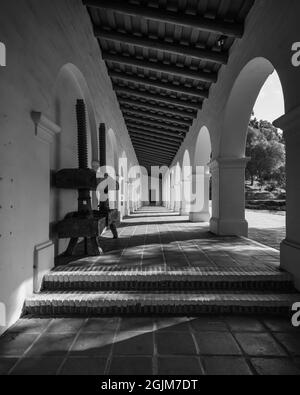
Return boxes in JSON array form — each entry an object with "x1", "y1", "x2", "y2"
[
  {"x1": 84, "y1": 0, "x2": 244, "y2": 38},
  {"x1": 84, "y1": 0, "x2": 254, "y2": 168},
  {"x1": 128, "y1": 123, "x2": 185, "y2": 138},
  {"x1": 130, "y1": 136, "x2": 180, "y2": 152},
  {"x1": 116, "y1": 87, "x2": 202, "y2": 111},
  {"x1": 124, "y1": 117, "x2": 189, "y2": 137},
  {"x1": 119, "y1": 98, "x2": 195, "y2": 120},
  {"x1": 121, "y1": 105, "x2": 193, "y2": 126},
  {"x1": 134, "y1": 147, "x2": 175, "y2": 160},
  {"x1": 110, "y1": 71, "x2": 209, "y2": 99},
  {"x1": 130, "y1": 131, "x2": 182, "y2": 148},
  {"x1": 95, "y1": 28, "x2": 228, "y2": 65},
  {"x1": 130, "y1": 132, "x2": 182, "y2": 148},
  {"x1": 104, "y1": 52, "x2": 218, "y2": 84}
]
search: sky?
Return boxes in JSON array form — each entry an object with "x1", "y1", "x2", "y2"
[{"x1": 253, "y1": 71, "x2": 285, "y2": 123}]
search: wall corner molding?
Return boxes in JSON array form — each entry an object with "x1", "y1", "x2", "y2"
[{"x1": 31, "y1": 111, "x2": 61, "y2": 144}]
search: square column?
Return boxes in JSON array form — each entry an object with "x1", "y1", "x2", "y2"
[
  {"x1": 274, "y1": 106, "x2": 300, "y2": 290},
  {"x1": 210, "y1": 157, "x2": 249, "y2": 236},
  {"x1": 189, "y1": 168, "x2": 211, "y2": 222}
]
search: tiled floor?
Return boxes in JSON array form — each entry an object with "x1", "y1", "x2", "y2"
[
  {"x1": 1, "y1": 207, "x2": 298, "y2": 375},
  {"x1": 246, "y1": 210, "x2": 286, "y2": 251},
  {"x1": 0, "y1": 315, "x2": 300, "y2": 375},
  {"x1": 53, "y1": 207, "x2": 282, "y2": 278}
]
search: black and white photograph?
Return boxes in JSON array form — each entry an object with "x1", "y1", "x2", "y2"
[{"x1": 0, "y1": 0, "x2": 300, "y2": 380}]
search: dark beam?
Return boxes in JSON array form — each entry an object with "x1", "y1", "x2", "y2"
[
  {"x1": 122, "y1": 106, "x2": 191, "y2": 126},
  {"x1": 110, "y1": 71, "x2": 209, "y2": 99},
  {"x1": 116, "y1": 87, "x2": 202, "y2": 111},
  {"x1": 128, "y1": 124, "x2": 184, "y2": 140},
  {"x1": 119, "y1": 98, "x2": 195, "y2": 119},
  {"x1": 123, "y1": 114, "x2": 188, "y2": 138},
  {"x1": 121, "y1": 107, "x2": 194, "y2": 126},
  {"x1": 134, "y1": 146, "x2": 175, "y2": 161},
  {"x1": 123, "y1": 111, "x2": 191, "y2": 130},
  {"x1": 124, "y1": 115, "x2": 189, "y2": 133},
  {"x1": 128, "y1": 123, "x2": 185, "y2": 139},
  {"x1": 129, "y1": 127, "x2": 183, "y2": 149},
  {"x1": 131, "y1": 137, "x2": 179, "y2": 153},
  {"x1": 84, "y1": 0, "x2": 244, "y2": 38},
  {"x1": 134, "y1": 147, "x2": 174, "y2": 160},
  {"x1": 129, "y1": 131, "x2": 183, "y2": 147},
  {"x1": 104, "y1": 52, "x2": 217, "y2": 84},
  {"x1": 95, "y1": 28, "x2": 228, "y2": 65},
  {"x1": 130, "y1": 132, "x2": 181, "y2": 149}
]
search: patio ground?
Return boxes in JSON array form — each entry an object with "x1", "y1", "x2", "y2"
[{"x1": 0, "y1": 315, "x2": 300, "y2": 375}]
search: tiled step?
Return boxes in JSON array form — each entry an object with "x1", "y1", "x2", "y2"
[
  {"x1": 42, "y1": 269, "x2": 295, "y2": 292},
  {"x1": 24, "y1": 291, "x2": 300, "y2": 316}
]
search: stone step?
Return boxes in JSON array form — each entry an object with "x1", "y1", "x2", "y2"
[
  {"x1": 42, "y1": 269, "x2": 294, "y2": 292},
  {"x1": 24, "y1": 291, "x2": 300, "y2": 316}
]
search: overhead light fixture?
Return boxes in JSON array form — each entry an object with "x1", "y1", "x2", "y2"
[{"x1": 217, "y1": 35, "x2": 227, "y2": 49}]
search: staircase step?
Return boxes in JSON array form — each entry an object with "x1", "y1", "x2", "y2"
[
  {"x1": 43, "y1": 270, "x2": 294, "y2": 292},
  {"x1": 24, "y1": 291, "x2": 299, "y2": 317}
]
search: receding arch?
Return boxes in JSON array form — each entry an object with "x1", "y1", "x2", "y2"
[
  {"x1": 194, "y1": 126, "x2": 212, "y2": 167},
  {"x1": 220, "y1": 57, "x2": 285, "y2": 158}
]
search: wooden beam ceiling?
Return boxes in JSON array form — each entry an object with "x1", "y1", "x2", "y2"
[
  {"x1": 94, "y1": 28, "x2": 228, "y2": 65},
  {"x1": 104, "y1": 52, "x2": 218, "y2": 84},
  {"x1": 84, "y1": 0, "x2": 253, "y2": 168},
  {"x1": 119, "y1": 98, "x2": 195, "y2": 120},
  {"x1": 84, "y1": 0, "x2": 244, "y2": 38},
  {"x1": 115, "y1": 88, "x2": 202, "y2": 111},
  {"x1": 129, "y1": 131, "x2": 182, "y2": 148},
  {"x1": 110, "y1": 71, "x2": 209, "y2": 99},
  {"x1": 127, "y1": 126, "x2": 185, "y2": 143},
  {"x1": 130, "y1": 135, "x2": 180, "y2": 151},
  {"x1": 124, "y1": 117, "x2": 189, "y2": 137},
  {"x1": 122, "y1": 106, "x2": 193, "y2": 127}
]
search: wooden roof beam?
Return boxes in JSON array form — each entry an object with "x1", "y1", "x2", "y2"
[
  {"x1": 130, "y1": 131, "x2": 182, "y2": 148},
  {"x1": 119, "y1": 98, "x2": 195, "y2": 120},
  {"x1": 110, "y1": 71, "x2": 209, "y2": 99},
  {"x1": 134, "y1": 149, "x2": 176, "y2": 160},
  {"x1": 84, "y1": 0, "x2": 244, "y2": 38},
  {"x1": 124, "y1": 113, "x2": 190, "y2": 131},
  {"x1": 104, "y1": 52, "x2": 217, "y2": 84},
  {"x1": 127, "y1": 126, "x2": 183, "y2": 142},
  {"x1": 134, "y1": 146, "x2": 175, "y2": 159},
  {"x1": 130, "y1": 136, "x2": 182, "y2": 152},
  {"x1": 128, "y1": 123, "x2": 185, "y2": 140},
  {"x1": 95, "y1": 28, "x2": 228, "y2": 65},
  {"x1": 116, "y1": 87, "x2": 202, "y2": 111}
]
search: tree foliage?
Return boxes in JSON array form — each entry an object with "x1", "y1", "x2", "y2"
[{"x1": 246, "y1": 118, "x2": 286, "y2": 188}]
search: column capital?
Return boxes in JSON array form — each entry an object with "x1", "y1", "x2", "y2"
[
  {"x1": 209, "y1": 157, "x2": 250, "y2": 171},
  {"x1": 274, "y1": 105, "x2": 300, "y2": 134}
]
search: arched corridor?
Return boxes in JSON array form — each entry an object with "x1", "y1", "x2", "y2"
[{"x1": 1, "y1": 0, "x2": 300, "y2": 376}]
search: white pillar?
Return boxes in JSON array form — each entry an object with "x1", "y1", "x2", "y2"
[
  {"x1": 180, "y1": 179, "x2": 191, "y2": 216},
  {"x1": 174, "y1": 180, "x2": 181, "y2": 212},
  {"x1": 209, "y1": 158, "x2": 249, "y2": 236},
  {"x1": 274, "y1": 106, "x2": 300, "y2": 290},
  {"x1": 189, "y1": 167, "x2": 211, "y2": 222}
]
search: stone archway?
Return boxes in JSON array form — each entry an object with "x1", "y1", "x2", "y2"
[{"x1": 211, "y1": 57, "x2": 285, "y2": 237}]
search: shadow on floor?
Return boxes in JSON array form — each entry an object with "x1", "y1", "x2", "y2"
[{"x1": 1, "y1": 315, "x2": 300, "y2": 376}]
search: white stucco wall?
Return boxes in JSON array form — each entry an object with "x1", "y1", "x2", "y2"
[{"x1": 0, "y1": 0, "x2": 138, "y2": 334}]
